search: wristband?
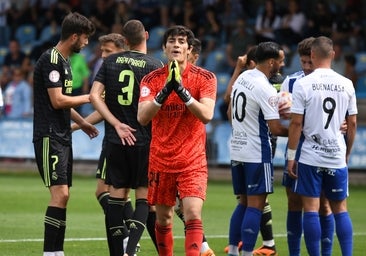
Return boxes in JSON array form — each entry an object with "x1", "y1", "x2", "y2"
[
  {"x1": 287, "y1": 148, "x2": 296, "y2": 160},
  {"x1": 153, "y1": 99, "x2": 162, "y2": 107},
  {"x1": 185, "y1": 97, "x2": 194, "y2": 106}
]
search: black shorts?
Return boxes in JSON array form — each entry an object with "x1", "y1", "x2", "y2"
[
  {"x1": 105, "y1": 142, "x2": 149, "y2": 189},
  {"x1": 96, "y1": 138, "x2": 107, "y2": 180},
  {"x1": 34, "y1": 137, "x2": 73, "y2": 187}
]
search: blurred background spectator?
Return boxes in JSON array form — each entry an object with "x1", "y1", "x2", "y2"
[
  {"x1": 254, "y1": 0, "x2": 281, "y2": 44},
  {"x1": 0, "y1": 0, "x2": 365, "y2": 121},
  {"x1": 2, "y1": 67, "x2": 32, "y2": 118},
  {"x1": 274, "y1": 0, "x2": 306, "y2": 53}
]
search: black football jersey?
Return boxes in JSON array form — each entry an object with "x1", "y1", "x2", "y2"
[
  {"x1": 94, "y1": 51, "x2": 163, "y2": 145},
  {"x1": 33, "y1": 47, "x2": 73, "y2": 145}
]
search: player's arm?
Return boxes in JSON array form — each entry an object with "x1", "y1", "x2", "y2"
[
  {"x1": 137, "y1": 100, "x2": 160, "y2": 126},
  {"x1": 71, "y1": 110, "x2": 103, "y2": 132},
  {"x1": 172, "y1": 60, "x2": 216, "y2": 124},
  {"x1": 90, "y1": 81, "x2": 117, "y2": 126},
  {"x1": 184, "y1": 97, "x2": 215, "y2": 124},
  {"x1": 345, "y1": 114, "x2": 357, "y2": 163},
  {"x1": 287, "y1": 113, "x2": 303, "y2": 178},
  {"x1": 48, "y1": 87, "x2": 90, "y2": 109},
  {"x1": 138, "y1": 62, "x2": 176, "y2": 126},
  {"x1": 90, "y1": 81, "x2": 136, "y2": 145},
  {"x1": 267, "y1": 119, "x2": 288, "y2": 137},
  {"x1": 71, "y1": 108, "x2": 99, "y2": 139},
  {"x1": 223, "y1": 55, "x2": 247, "y2": 104}
]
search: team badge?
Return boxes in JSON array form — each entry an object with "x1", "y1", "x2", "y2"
[
  {"x1": 49, "y1": 70, "x2": 60, "y2": 83},
  {"x1": 268, "y1": 95, "x2": 278, "y2": 107},
  {"x1": 140, "y1": 86, "x2": 150, "y2": 97}
]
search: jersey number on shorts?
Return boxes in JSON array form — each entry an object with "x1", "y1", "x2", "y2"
[
  {"x1": 232, "y1": 89, "x2": 246, "y2": 122},
  {"x1": 118, "y1": 70, "x2": 135, "y2": 106}
]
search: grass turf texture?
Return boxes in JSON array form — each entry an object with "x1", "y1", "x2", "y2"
[{"x1": 0, "y1": 171, "x2": 365, "y2": 255}]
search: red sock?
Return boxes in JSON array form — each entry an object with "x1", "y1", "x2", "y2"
[
  {"x1": 155, "y1": 222, "x2": 173, "y2": 256},
  {"x1": 185, "y1": 219, "x2": 203, "y2": 256}
]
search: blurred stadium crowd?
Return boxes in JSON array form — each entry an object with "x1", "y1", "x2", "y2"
[{"x1": 0, "y1": 0, "x2": 366, "y2": 120}]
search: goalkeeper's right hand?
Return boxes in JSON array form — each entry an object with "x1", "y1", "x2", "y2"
[{"x1": 153, "y1": 61, "x2": 176, "y2": 106}]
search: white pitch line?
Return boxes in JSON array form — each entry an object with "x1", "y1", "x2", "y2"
[{"x1": 1, "y1": 232, "x2": 366, "y2": 243}]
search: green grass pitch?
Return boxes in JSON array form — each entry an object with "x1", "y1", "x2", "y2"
[{"x1": 0, "y1": 171, "x2": 365, "y2": 255}]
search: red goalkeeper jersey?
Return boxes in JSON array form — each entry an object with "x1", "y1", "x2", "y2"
[{"x1": 140, "y1": 62, "x2": 217, "y2": 173}]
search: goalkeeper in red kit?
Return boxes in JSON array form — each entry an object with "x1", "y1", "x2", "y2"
[{"x1": 137, "y1": 25, "x2": 217, "y2": 256}]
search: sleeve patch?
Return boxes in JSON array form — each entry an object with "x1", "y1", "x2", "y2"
[{"x1": 49, "y1": 70, "x2": 60, "y2": 83}]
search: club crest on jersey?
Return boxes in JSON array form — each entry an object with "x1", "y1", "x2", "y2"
[
  {"x1": 140, "y1": 86, "x2": 150, "y2": 97},
  {"x1": 268, "y1": 95, "x2": 278, "y2": 107},
  {"x1": 49, "y1": 70, "x2": 60, "y2": 83}
]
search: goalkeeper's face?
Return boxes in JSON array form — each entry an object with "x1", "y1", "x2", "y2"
[{"x1": 164, "y1": 35, "x2": 192, "y2": 65}]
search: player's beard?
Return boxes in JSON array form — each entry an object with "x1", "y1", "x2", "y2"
[{"x1": 71, "y1": 37, "x2": 84, "y2": 53}]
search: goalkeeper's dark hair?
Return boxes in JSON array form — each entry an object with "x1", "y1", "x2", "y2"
[
  {"x1": 162, "y1": 25, "x2": 195, "y2": 49},
  {"x1": 297, "y1": 37, "x2": 315, "y2": 57}
]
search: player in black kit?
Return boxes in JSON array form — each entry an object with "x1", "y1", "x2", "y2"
[
  {"x1": 32, "y1": 12, "x2": 97, "y2": 256},
  {"x1": 90, "y1": 19, "x2": 163, "y2": 256}
]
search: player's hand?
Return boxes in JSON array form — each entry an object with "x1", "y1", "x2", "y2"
[
  {"x1": 80, "y1": 122, "x2": 99, "y2": 139},
  {"x1": 170, "y1": 60, "x2": 181, "y2": 84},
  {"x1": 170, "y1": 61, "x2": 194, "y2": 105},
  {"x1": 114, "y1": 122, "x2": 136, "y2": 146},
  {"x1": 71, "y1": 122, "x2": 80, "y2": 132},
  {"x1": 340, "y1": 119, "x2": 347, "y2": 134},
  {"x1": 153, "y1": 61, "x2": 176, "y2": 106},
  {"x1": 287, "y1": 160, "x2": 298, "y2": 179}
]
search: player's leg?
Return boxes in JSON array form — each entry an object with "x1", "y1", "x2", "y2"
[
  {"x1": 124, "y1": 188, "x2": 148, "y2": 256},
  {"x1": 179, "y1": 169, "x2": 207, "y2": 255},
  {"x1": 105, "y1": 143, "x2": 130, "y2": 256},
  {"x1": 148, "y1": 171, "x2": 177, "y2": 256},
  {"x1": 96, "y1": 178, "x2": 109, "y2": 213},
  {"x1": 34, "y1": 138, "x2": 71, "y2": 256},
  {"x1": 253, "y1": 200, "x2": 277, "y2": 256},
  {"x1": 227, "y1": 195, "x2": 246, "y2": 256},
  {"x1": 123, "y1": 145, "x2": 149, "y2": 256},
  {"x1": 241, "y1": 162, "x2": 273, "y2": 256},
  {"x1": 95, "y1": 141, "x2": 109, "y2": 213},
  {"x1": 283, "y1": 165, "x2": 303, "y2": 256},
  {"x1": 146, "y1": 205, "x2": 158, "y2": 252},
  {"x1": 319, "y1": 194, "x2": 334, "y2": 256},
  {"x1": 296, "y1": 163, "x2": 322, "y2": 256},
  {"x1": 253, "y1": 135, "x2": 278, "y2": 255},
  {"x1": 326, "y1": 166, "x2": 352, "y2": 256},
  {"x1": 227, "y1": 162, "x2": 246, "y2": 256},
  {"x1": 286, "y1": 187, "x2": 303, "y2": 255},
  {"x1": 174, "y1": 196, "x2": 215, "y2": 255}
]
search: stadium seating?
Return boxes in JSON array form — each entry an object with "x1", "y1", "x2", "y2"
[
  {"x1": 15, "y1": 24, "x2": 37, "y2": 55},
  {"x1": 356, "y1": 75, "x2": 366, "y2": 98},
  {"x1": 38, "y1": 24, "x2": 61, "y2": 44},
  {"x1": 147, "y1": 26, "x2": 166, "y2": 51},
  {"x1": 211, "y1": 122, "x2": 231, "y2": 165},
  {"x1": 15, "y1": 24, "x2": 37, "y2": 46},
  {"x1": 216, "y1": 72, "x2": 231, "y2": 96},
  {"x1": 203, "y1": 48, "x2": 228, "y2": 73},
  {"x1": 0, "y1": 46, "x2": 8, "y2": 65},
  {"x1": 151, "y1": 49, "x2": 168, "y2": 64},
  {"x1": 282, "y1": 53, "x2": 301, "y2": 76},
  {"x1": 355, "y1": 52, "x2": 366, "y2": 74}
]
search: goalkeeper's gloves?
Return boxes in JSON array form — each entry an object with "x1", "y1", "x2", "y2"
[
  {"x1": 153, "y1": 61, "x2": 177, "y2": 106},
  {"x1": 170, "y1": 60, "x2": 194, "y2": 106},
  {"x1": 174, "y1": 82, "x2": 194, "y2": 106}
]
